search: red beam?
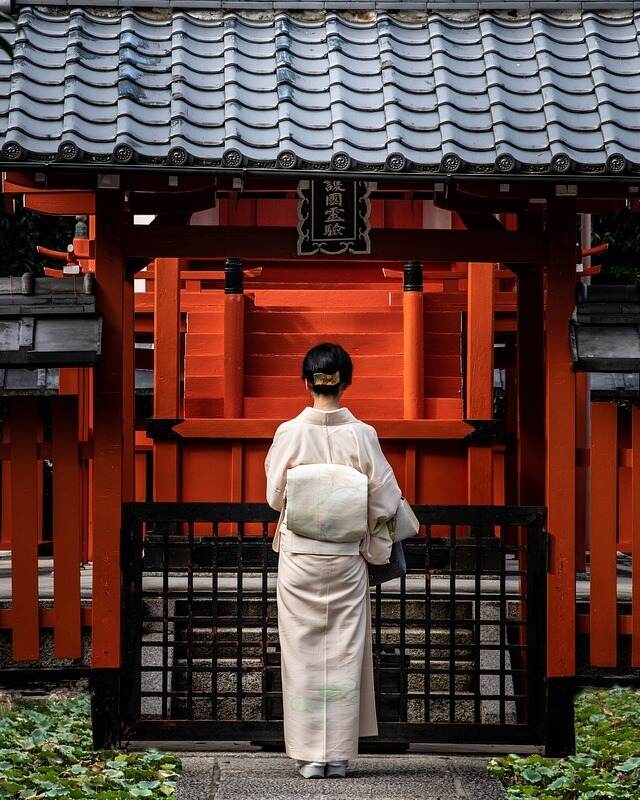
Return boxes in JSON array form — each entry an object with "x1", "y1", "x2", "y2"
[
  {"x1": 23, "y1": 192, "x2": 95, "y2": 215},
  {"x1": 172, "y1": 418, "x2": 477, "y2": 440},
  {"x1": 0, "y1": 607, "x2": 92, "y2": 630},
  {"x1": 124, "y1": 225, "x2": 547, "y2": 263}
]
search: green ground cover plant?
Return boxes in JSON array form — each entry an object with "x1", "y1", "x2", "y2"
[
  {"x1": 488, "y1": 687, "x2": 640, "y2": 799},
  {"x1": 0, "y1": 695, "x2": 181, "y2": 799}
]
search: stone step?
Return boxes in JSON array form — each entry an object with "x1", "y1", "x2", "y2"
[
  {"x1": 165, "y1": 656, "x2": 481, "y2": 722},
  {"x1": 142, "y1": 625, "x2": 476, "y2": 660},
  {"x1": 151, "y1": 596, "x2": 475, "y2": 622}
]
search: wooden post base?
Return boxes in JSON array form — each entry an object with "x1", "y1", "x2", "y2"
[
  {"x1": 544, "y1": 677, "x2": 577, "y2": 757},
  {"x1": 90, "y1": 668, "x2": 121, "y2": 750}
]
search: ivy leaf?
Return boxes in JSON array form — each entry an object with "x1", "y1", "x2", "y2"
[
  {"x1": 615, "y1": 757, "x2": 640, "y2": 773},
  {"x1": 520, "y1": 767, "x2": 544, "y2": 783}
]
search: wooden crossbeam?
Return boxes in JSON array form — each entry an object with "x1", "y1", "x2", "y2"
[
  {"x1": 124, "y1": 225, "x2": 547, "y2": 263},
  {"x1": 167, "y1": 418, "x2": 481, "y2": 440}
]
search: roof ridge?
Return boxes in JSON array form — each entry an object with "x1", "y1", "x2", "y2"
[{"x1": 8, "y1": 1, "x2": 639, "y2": 11}]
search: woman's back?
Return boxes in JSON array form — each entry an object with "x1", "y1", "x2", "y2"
[
  {"x1": 265, "y1": 405, "x2": 401, "y2": 553},
  {"x1": 264, "y1": 342, "x2": 401, "y2": 778}
]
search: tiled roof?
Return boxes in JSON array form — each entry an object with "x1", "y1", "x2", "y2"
[
  {"x1": 1, "y1": 7, "x2": 640, "y2": 176},
  {"x1": 11, "y1": 2, "x2": 640, "y2": 10}
]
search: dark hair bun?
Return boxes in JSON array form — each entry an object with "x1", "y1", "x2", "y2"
[{"x1": 301, "y1": 343, "x2": 353, "y2": 396}]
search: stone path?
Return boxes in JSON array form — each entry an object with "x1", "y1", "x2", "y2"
[{"x1": 175, "y1": 753, "x2": 507, "y2": 800}]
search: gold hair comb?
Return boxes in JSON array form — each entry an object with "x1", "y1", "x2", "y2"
[{"x1": 312, "y1": 371, "x2": 341, "y2": 386}]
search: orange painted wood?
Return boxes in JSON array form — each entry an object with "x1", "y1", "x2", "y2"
[
  {"x1": 154, "y1": 259, "x2": 182, "y2": 417},
  {"x1": 244, "y1": 332, "x2": 455, "y2": 356},
  {"x1": 224, "y1": 294, "x2": 245, "y2": 418},
  {"x1": 632, "y1": 405, "x2": 640, "y2": 667},
  {"x1": 589, "y1": 402, "x2": 618, "y2": 666},
  {"x1": 24, "y1": 192, "x2": 95, "y2": 215},
  {"x1": 185, "y1": 333, "x2": 223, "y2": 355},
  {"x1": 516, "y1": 265, "x2": 545, "y2": 508},
  {"x1": 58, "y1": 368, "x2": 80, "y2": 396},
  {"x1": 545, "y1": 199, "x2": 577, "y2": 678},
  {"x1": 125, "y1": 225, "x2": 547, "y2": 263},
  {"x1": 92, "y1": 191, "x2": 125, "y2": 668},
  {"x1": 79, "y1": 368, "x2": 92, "y2": 565},
  {"x1": 242, "y1": 375, "x2": 401, "y2": 399},
  {"x1": 404, "y1": 444, "x2": 417, "y2": 503},
  {"x1": 1, "y1": 418, "x2": 10, "y2": 546},
  {"x1": 185, "y1": 312, "x2": 224, "y2": 334},
  {"x1": 154, "y1": 258, "x2": 181, "y2": 502},
  {"x1": 123, "y1": 275, "x2": 136, "y2": 504},
  {"x1": 574, "y1": 372, "x2": 589, "y2": 572},
  {"x1": 173, "y1": 418, "x2": 476, "y2": 440},
  {"x1": 135, "y1": 453, "x2": 147, "y2": 502},
  {"x1": 577, "y1": 614, "x2": 633, "y2": 636},
  {"x1": 468, "y1": 448, "x2": 494, "y2": 504},
  {"x1": 242, "y1": 354, "x2": 405, "y2": 377},
  {"x1": 425, "y1": 398, "x2": 463, "y2": 418},
  {"x1": 403, "y1": 290, "x2": 424, "y2": 419},
  {"x1": 52, "y1": 396, "x2": 82, "y2": 659},
  {"x1": 0, "y1": 607, "x2": 92, "y2": 630},
  {"x1": 250, "y1": 289, "x2": 398, "y2": 308},
  {"x1": 10, "y1": 399, "x2": 40, "y2": 661},
  {"x1": 245, "y1": 309, "x2": 403, "y2": 334},
  {"x1": 466, "y1": 263, "x2": 494, "y2": 419},
  {"x1": 466, "y1": 263, "x2": 494, "y2": 504}
]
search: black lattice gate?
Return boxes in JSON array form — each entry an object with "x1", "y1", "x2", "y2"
[{"x1": 119, "y1": 503, "x2": 547, "y2": 747}]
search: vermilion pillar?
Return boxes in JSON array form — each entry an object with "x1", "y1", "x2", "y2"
[
  {"x1": 153, "y1": 258, "x2": 181, "y2": 501},
  {"x1": 545, "y1": 198, "x2": 577, "y2": 678},
  {"x1": 517, "y1": 265, "x2": 545, "y2": 506},
  {"x1": 52, "y1": 395, "x2": 82, "y2": 659},
  {"x1": 402, "y1": 261, "x2": 423, "y2": 503},
  {"x1": 403, "y1": 261, "x2": 424, "y2": 422},
  {"x1": 10, "y1": 399, "x2": 39, "y2": 661},
  {"x1": 466, "y1": 262, "x2": 494, "y2": 504},
  {"x1": 92, "y1": 190, "x2": 130, "y2": 668},
  {"x1": 223, "y1": 258, "x2": 245, "y2": 419},
  {"x1": 588, "y1": 402, "x2": 617, "y2": 666}
]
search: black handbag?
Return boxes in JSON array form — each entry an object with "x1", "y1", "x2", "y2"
[{"x1": 367, "y1": 540, "x2": 406, "y2": 585}]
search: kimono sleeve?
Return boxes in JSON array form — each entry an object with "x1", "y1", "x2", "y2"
[
  {"x1": 264, "y1": 425, "x2": 289, "y2": 511},
  {"x1": 361, "y1": 427, "x2": 402, "y2": 535}
]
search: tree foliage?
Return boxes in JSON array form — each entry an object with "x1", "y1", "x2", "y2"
[
  {"x1": 592, "y1": 210, "x2": 640, "y2": 284},
  {"x1": 0, "y1": 198, "x2": 74, "y2": 277}
]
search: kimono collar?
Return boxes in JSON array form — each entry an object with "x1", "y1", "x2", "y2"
[{"x1": 299, "y1": 406, "x2": 358, "y2": 426}]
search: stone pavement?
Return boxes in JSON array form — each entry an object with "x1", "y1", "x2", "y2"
[{"x1": 175, "y1": 753, "x2": 507, "y2": 800}]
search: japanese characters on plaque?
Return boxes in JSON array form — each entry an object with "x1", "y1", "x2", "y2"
[{"x1": 297, "y1": 179, "x2": 371, "y2": 255}]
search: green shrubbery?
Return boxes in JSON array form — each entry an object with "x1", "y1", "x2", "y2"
[
  {"x1": 489, "y1": 687, "x2": 640, "y2": 799},
  {"x1": 0, "y1": 695, "x2": 181, "y2": 799}
]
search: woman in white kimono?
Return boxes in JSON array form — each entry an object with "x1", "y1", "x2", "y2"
[{"x1": 264, "y1": 343, "x2": 402, "y2": 779}]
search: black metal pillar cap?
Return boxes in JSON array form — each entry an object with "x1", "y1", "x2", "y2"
[
  {"x1": 224, "y1": 258, "x2": 244, "y2": 294},
  {"x1": 403, "y1": 261, "x2": 423, "y2": 292}
]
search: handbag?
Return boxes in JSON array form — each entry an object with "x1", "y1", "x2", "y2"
[
  {"x1": 389, "y1": 497, "x2": 420, "y2": 542},
  {"x1": 367, "y1": 540, "x2": 406, "y2": 585}
]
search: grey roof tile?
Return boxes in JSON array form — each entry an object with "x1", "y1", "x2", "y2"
[{"x1": 1, "y1": 7, "x2": 640, "y2": 175}]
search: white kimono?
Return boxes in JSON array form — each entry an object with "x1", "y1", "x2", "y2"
[{"x1": 264, "y1": 406, "x2": 402, "y2": 762}]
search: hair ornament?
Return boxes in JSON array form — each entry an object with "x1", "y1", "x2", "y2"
[{"x1": 312, "y1": 370, "x2": 341, "y2": 386}]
